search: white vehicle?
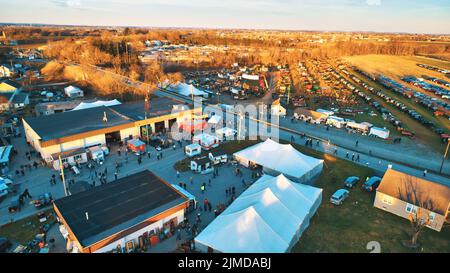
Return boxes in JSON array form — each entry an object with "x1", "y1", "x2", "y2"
[
  {"x1": 87, "y1": 146, "x2": 105, "y2": 163},
  {"x1": 185, "y1": 143, "x2": 202, "y2": 157},
  {"x1": 369, "y1": 127, "x2": 390, "y2": 139}
]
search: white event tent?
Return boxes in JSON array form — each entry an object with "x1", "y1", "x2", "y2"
[
  {"x1": 233, "y1": 138, "x2": 324, "y2": 183},
  {"x1": 171, "y1": 82, "x2": 208, "y2": 98},
  {"x1": 71, "y1": 99, "x2": 121, "y2": 111},
  {"x1": 194, "y1": 174, "x2": 323, "y2": 253}
]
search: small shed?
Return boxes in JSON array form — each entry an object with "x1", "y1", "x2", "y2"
[
  {"x1": 190, "y1": 156, "x2": 214, "y2": 174},
  {"x1": 208, "y1": 148, "x2": 228, "y2": 164},
  {"x1": 64, "y1": 85, "x2": 84, "y2": 98},
  {"x1": 271, "y1": 99, "x2": 286, "y2": 117}
]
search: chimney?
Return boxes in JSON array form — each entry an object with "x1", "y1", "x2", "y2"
[{"x1": 85, "y1": 212, "x2": 89, "y2": 221}]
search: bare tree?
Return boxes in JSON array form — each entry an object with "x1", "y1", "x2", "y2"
[{"x1": 397, "y1": 176, "x2": 435, "y2": 248}]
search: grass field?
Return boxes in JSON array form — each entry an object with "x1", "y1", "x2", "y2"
[
  {"x1": 0, "y1": 209, "x2": 55, "y2": 245},
  {"x1": 290, "y1": 143, "x2": 450, "y2": 253},
  {"x1": 344, "y1": 55, "x2": 450, "y2": 78}
]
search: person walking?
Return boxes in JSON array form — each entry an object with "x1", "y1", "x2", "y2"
[
  {"x1": 346, "y1": 152, "x2": 349, "y2": 159},
  {"x1": 355, "y1": 140, "x2": 359, "y2": 147},
  {"x1": 356, "y1": 154, "x2": 360, "y2": 162},
  {"x1": 203, "y1": 199, "x2": 208, "y2": 211},
  {"x1": 147, "y1": 150, "x2": 151, "y2": 159},
  {"x1": 200, "y1": 184, "x2": 205, "y2": 194},
  {"x1": 242, "y1": 178, "x2": 246, "y2": 187},
  {"x1": 423, "y1": 169, "x2": 427, "y2": 177},
  {"x1": 114, "y1": 172, "x2": 118, "y2": 180},
  {"x1": 177, "y1": 171, "x2": 180, "y2": 178},
  {"x1": 351, "y1": 153, "x2": 355, "y2": 161}
]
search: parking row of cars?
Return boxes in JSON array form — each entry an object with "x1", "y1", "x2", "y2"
[
  {"x1": 350, "y1": 69, "x2": 448, "y2": 138},
  {"x1": 330, "y1": 176, "x2": 381, "y2": 205},
  {"x1": 417, "y1": 63, "x2": 450, "y2": 76},
  {"x1": 403, "y1": 76, "x2": 450, "y2": 99},
  {"x1": 333, "y1": 68, "x2": 406, "y2": 133}
]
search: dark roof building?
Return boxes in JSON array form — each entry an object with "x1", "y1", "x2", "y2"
[
  {"x1": 23, "y1": 97, "x2": 191, "y2": 142},
  {"x1": 54, "y1": 170, "x2": 189, "y2": 253}
]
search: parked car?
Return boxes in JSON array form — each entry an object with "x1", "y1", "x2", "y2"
[
  {"x1": 344, "y1": 176, "x2": 360, "y2": 188},
  {"x1": 0, "y1": 237, "x2": 12, "y2": 253},
  {"x1": 330, "y1": 189, "x2": 349, "y2": 205},
  {"x1": 362, "y1": 176, "x2": 382, "y2": 191}
]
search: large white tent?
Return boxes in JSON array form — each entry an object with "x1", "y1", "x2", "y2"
[
  {"x1": 194, "y1": 174, "x2": 323, "y2": 253},
  {"x1": 233, "y1": 138, "x2": 324, "y2": 183},
  {"x1": 71, "y1": 99, "x2": 121, "y2": 111},
  {"x1": 171, "y1": 82, "x2": 208, "y2": 98}
]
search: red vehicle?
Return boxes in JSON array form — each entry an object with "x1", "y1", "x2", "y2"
[{"x1": 127, "y1": 139, "x2": 146, "y2": 154}]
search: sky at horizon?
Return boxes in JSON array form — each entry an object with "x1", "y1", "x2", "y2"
[{"x1": 0, "y1": 0, "x2": 449, "y2": 34}]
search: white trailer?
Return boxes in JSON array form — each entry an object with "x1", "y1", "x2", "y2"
[
  {"x1": 185, "y1": 143, "x2": 202, "y2": 157},
  {"x1": 326, "y1": 116, "x2": 346, "y2": 128},
  {"x1": 346, "y1": 121, "x2": 369, "y2": 133},
  {"x1": 369, "y1": 127, "x2": 390, "y2": 139}
]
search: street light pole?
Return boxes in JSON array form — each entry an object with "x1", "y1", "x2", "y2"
[
  {"x1": 439, "y1": 140, "x2": 450, "y2": 174},
  {"x1": 59, "y1": 155, "x2": 68, "y2": 197}
]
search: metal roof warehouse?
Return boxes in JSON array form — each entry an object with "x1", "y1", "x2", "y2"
[{"x1": 54, "y1": 170, "x2": 190, "y2": 253}]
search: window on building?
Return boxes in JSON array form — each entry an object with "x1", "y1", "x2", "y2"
[
  {"x1": 429, "y1": 212, "x2": 436, "y2": 222},
  {"x1": 382, "y1": 196, "x2": 393, "y2": 205},
  {"x1": 406, "y1": 203, "x2": 418, "y2": 214}
]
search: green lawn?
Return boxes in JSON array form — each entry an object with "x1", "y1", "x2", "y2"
[
  {"x1": 0, "y1": 209, "x2": 55, "y2": 245},
  {"x1": 290, "y1": 143, "x2": 450, "y2": 253}
]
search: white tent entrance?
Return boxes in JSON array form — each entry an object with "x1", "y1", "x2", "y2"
[{"x1": 233, "y1": 138, "x2": 324, "y2": 183}]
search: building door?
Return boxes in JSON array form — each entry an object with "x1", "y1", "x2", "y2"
[
  {"x1": 155, "y1": 121, "x2": 165, "y2": 133},
  {"x1": 105, "y1": 131, "x2": 121, "y2": 144}
]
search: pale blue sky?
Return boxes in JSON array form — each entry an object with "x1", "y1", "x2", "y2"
[{"x1": 0, "y1": 0, "x2": 449, "y2": 34}]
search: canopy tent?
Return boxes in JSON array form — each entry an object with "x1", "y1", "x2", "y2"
[
  {"x1": 233, "y1": 138, "x2": 323, "y2": 183},
  {"x1": 71, "y1": 100, "x2": 121, "y2": 111},
  {"x1": 215, "y1": 127, "x2": 237, "y2": 140},
  {"x1": 178, "y1": 120, "x2": 207, "y2": 133},
  {"x1": 194, "y1": 174, "x2": 322, "y2": 253},
  {"x1": 207, "y1": 115, "x2": 222, "y2": 125},
  {"x1": 171, "y1": 82, "x2": 208, "y2": 98}
]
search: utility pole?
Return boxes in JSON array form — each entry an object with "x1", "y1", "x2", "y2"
[
  {"x1": 144, "y1": 89, "x2": 150, "y2": 144},
  {"x1": 439, "y1": 140, "x2": 450, "y2": 174},
  {"x1": 59, "y1": 155, "x2": 68, "y2": 197},
  {"x1": 191, "y1": 84, "x2": 194, "y2": 102}
]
